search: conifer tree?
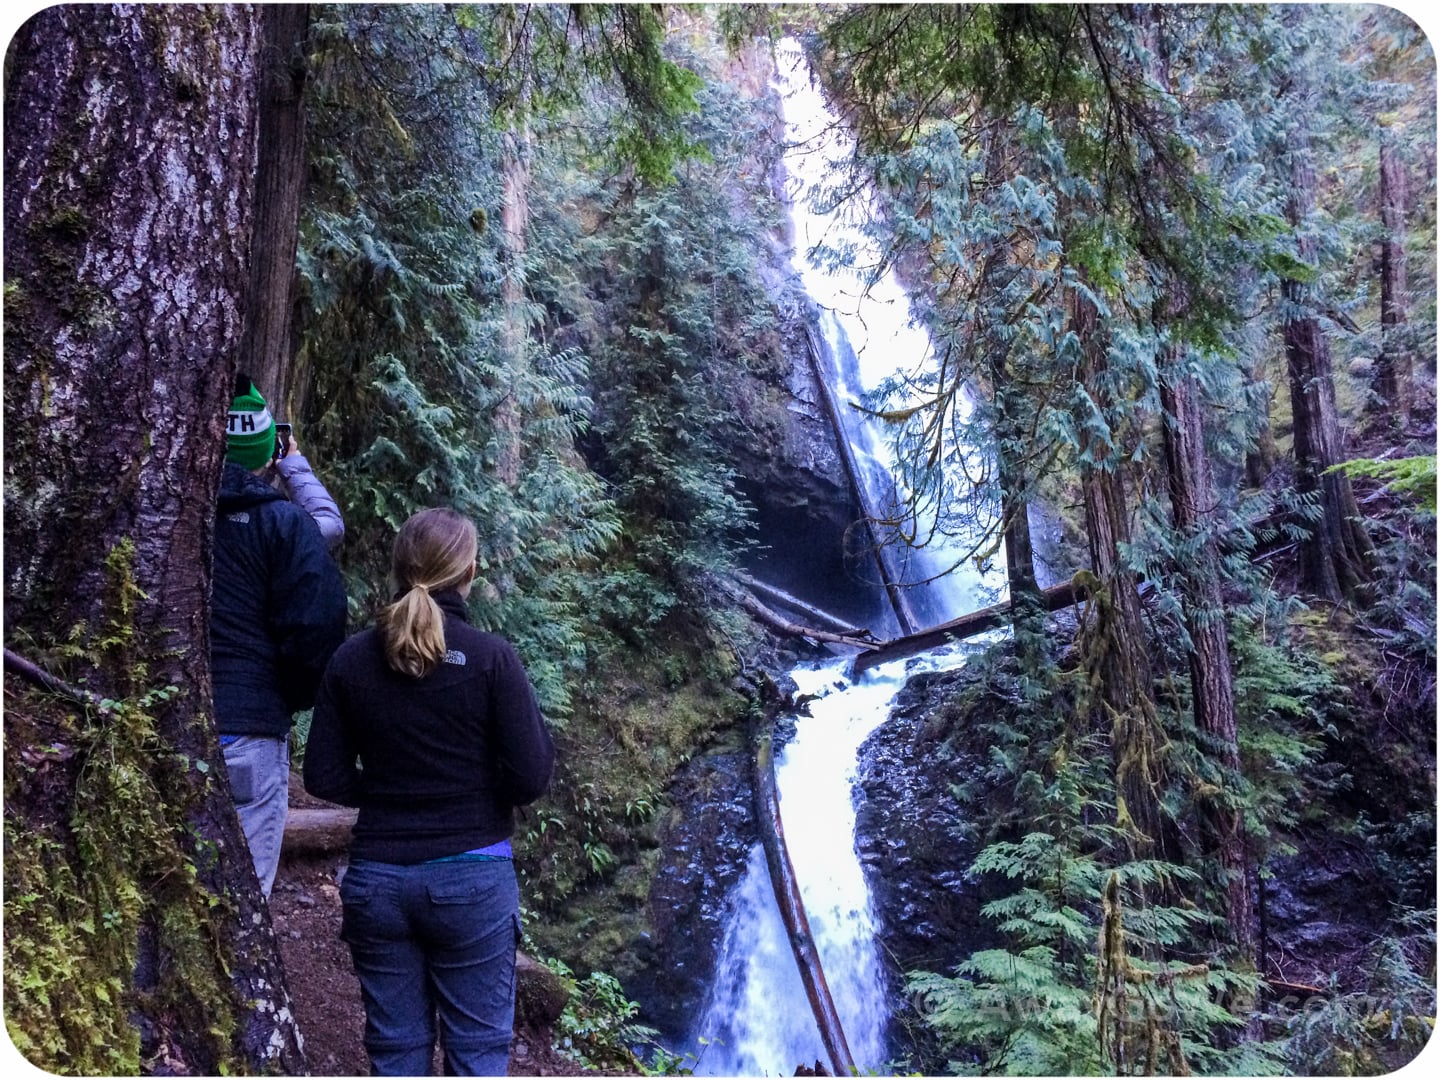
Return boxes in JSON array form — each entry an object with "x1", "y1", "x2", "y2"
[{"x1": 4, "y1": 5, "x2": 305, "y2": 1070}]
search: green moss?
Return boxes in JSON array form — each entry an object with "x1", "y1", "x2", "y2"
[
  {"x1": 517, "y1": 618, "x2": 752, "y2": 979},
  {"x1": 42, "y1": 206, "x2": 88, "y2": 240},
  {"x1": 2, "y1": 541, "x2": 248, "y2": 1073}
]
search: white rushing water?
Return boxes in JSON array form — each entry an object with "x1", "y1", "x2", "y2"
[
  {"x1": 691, "y1": 657, "x2": 903, "y2": 1075},
  {"x1": 773, "y1": 36, "x2": 997, "y2": 626},
  {"x1": 686, "y1": 38, "x2": 1006, "y2": 1076}
]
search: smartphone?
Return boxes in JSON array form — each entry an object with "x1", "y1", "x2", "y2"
[{"x1": 273, "y1": 423, "x2": 293, "y2": 460}]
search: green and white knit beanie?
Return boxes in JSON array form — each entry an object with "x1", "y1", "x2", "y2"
[{"x1": 226, "y1": 373, "x2": 275, "y2": 471}]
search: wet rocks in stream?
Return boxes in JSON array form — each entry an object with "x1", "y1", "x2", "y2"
[
  {"x1": 630, "y1": 747, "x2": 760, "y2": 1040},
  {"x1": 853, "y1": 661, "x2": 1010, "y2": 1062}
]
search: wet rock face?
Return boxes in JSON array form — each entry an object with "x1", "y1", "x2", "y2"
[
  {"x1": 853, "y1": 665, "x2": 1009, "y2": 1063},
  {"x1": 733, "y1": 275, "x2": 886, "y2": 631},
  {"x1": 629, "y1": 748, "x2": 759, "y2": 1040}
]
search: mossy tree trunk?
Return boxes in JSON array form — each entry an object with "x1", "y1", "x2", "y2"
[
  {"x1": 1374, "y1": 123, "x2": 1411, "y2": 426},
  {"x1": 1071, "y1": 289, "x2": 1165, "y2": 859},
  {"x1": 3, "y1": 5, "x2": 304, "y2": 1073},
  {"x1": 1139, "y1": 10, "x2": 1253, "y2": 964},
  {"x1": 1159, "y1": 347, "x2": 1252, "y2": 959}
]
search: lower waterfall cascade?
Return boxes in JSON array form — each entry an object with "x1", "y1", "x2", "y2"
[{"x1": 688, "y1": 650, "x2": 977, "y2": 1076}]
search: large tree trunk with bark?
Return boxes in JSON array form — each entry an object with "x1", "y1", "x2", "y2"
[
  {"x1": 983, "y1": 122, "x2": 1043, "y2": 658},
  {"x1": 239, "y1": 4, "x2": 312, "y2": 416},
  {"x1": 1160, "y1": 352, "x2": 1252, "y2": 959},
  {"x1": 1282, "y1": 117, "x2": 1376, "y2": 603},
  {"x1": 3, "y1": 6, "x2": 304, "y2": 1073},
  {"x1": 1131, "y1": 2, "x2": 1252, "y2": 961},
  {"x1": 1071, "y1": 290, "x2": 1165, "y2": 858},
  {"x1": 1374, "y1": 124, "x2": 1411, "y2": 425}
]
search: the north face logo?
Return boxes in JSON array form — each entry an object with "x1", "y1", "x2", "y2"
[
  {"x1": 443, "y1": 650, "x2": 467, "y2": 666},
  {"x1": 226, "y1": 511, "x2": 251, "y2": 524}
]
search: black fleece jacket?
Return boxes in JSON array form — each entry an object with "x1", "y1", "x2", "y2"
[
  {"x1": 212, "y1": 463, "x2": 347, "y2": 737},
  {"x1": 303, "y1": 590, "x2": 555, "y2": 864}
]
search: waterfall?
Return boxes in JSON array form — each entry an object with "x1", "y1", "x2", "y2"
[
  {"x1": 776, "y1": 38, "x2": 996, "y2": 627},
  {"x1": 690, "y1": 658, "x2": 903, "y2": 1075},
  {"x1": 685, "y1": 38, "x2": 1006, "y2": 1076}
]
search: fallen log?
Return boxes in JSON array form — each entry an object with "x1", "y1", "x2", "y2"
[
  {"x1": 281, "y1": 807, "x2": 357, "y2": 857},
  {"x1": 736, "y1": 591, "x2": 880, "y2": 652},
  {"x1": 752, "y1": 690, "x2": 856, "y2": 1078},
  {"x1": 735, "y1": 573, "x2": 873, "y2": 638},
  {"x1": 851, "y1": 578, "x2": 1083, "y2": 677},
  {"x1": 802, "y1": 316, "x2": 919, "y2": 635}
]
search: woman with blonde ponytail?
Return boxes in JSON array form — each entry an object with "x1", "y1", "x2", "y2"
[{"x1": 304, "y1": 508, "x2": 554, "y2": 1076}]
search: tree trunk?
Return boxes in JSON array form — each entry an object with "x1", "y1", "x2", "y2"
[
  {"x1": 982, "y1": 121, "x2": 1044, "y2": 658},
  {"x1": 1072, "y1": 290, "x2": 1164, "y2": 857},
  {"x1": 1374, "y1": 124, "x2": 1411, "y2": 424},
  {"x1": 1243, "y1": 345, "x2": 1279, "y2": 489},
  {"x1": 283, "y1": 807, "x2": 359, "y2": 856},
  {"x1": 1160, "y1": 354, "x2": 1252, "y2": 959},
  {"x1": 239, "y1": 4, "x2": 312, "y2": 417},
  {"x1": 1283, "y1": 118, "x2": 1375, "y2": 603},
  {"x1": 754, "y1": 719, "x2": 856, "y2": 1077},
  {"x1": 1136, "y1": 4, "x2": 1251, "y2": 958},
  {"x1": 3, "y1": 6, "x2": 303, "y2": 1073},
  {"x1": 852, "y1": 578, "x2": 1084, "y2": 677},
  {"x1": 803, "y1": 316, "x2": 921, "y2": 636}
]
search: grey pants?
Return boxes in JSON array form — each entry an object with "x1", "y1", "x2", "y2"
[{"x1": 222, "y1": 734, "x2": 289, "y2": 897}]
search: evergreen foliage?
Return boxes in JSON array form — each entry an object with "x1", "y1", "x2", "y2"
[
  {"x1": 5, "y1": 2, "x2": 1435, "y2": 1073},
  {"x1": 295, "y1": 4, "x2": 620, "y2": 715},
  {"x1": 814, "y1": 4, "x2": 1435, "y2": 1073},
  {"x1": 526, "y1": 26, "x2": 787, "y2": 638}
]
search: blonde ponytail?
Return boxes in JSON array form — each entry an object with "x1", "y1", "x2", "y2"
[
  {"x1": 378, "y1": 586, "x2": 447, "y2": 678},
  {"x1": 378, "y1": 509, "x2": 479, "y2": 678}
]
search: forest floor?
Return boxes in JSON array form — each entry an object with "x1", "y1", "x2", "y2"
[{"x1": 270, "y1": 786, "x2": 591, "y2": 1078}]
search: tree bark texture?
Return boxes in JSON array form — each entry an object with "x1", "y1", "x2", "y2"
[
  {"x1": 239, "y1": 3, "x2": 312, "y2": 417},
  {"x1": 1071, "y1": 290, "x2": 1165, "y2": 857},
  {"x1": 1136, "y1": 5, "x2": 1250, "y2": 955},
  {"x1": 1374, "y1": 125, "x2": 1410, "y2": 423},
  {"x1": 1282, "y1": 120, "x2": 1375, "y2": 603},
  {"x1": 1159, "y1": 356, "x2": 1253, "y2": 958},
  {"x1": 3, "y1": 6, "x2": 304, "y2": 1073},
  {"x1": 282, "y1": 806, "x2": 360, "y2": 856}
]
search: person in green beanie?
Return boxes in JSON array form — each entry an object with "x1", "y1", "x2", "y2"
[
  {"x1": 225, "y1": 375, "x2": 346, "y2": 548},
  {"x1": 213, "y1": 373, "x2": 347, "y2": 897}
]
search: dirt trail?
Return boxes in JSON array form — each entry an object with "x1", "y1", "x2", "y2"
[{"x1": 271, "y1": 783, "x2": 585, "y2": 1076}]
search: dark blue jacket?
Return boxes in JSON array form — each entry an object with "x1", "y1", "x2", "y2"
[
  {"x1": 212, "y1": 462, "x2": 347, "y2": 738},
  {"x1": 303, "y1": 589, "x2": 555, "y2": 864}
]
